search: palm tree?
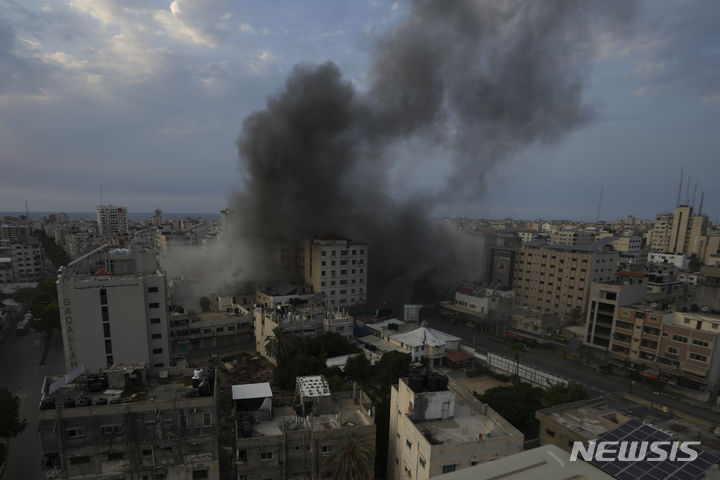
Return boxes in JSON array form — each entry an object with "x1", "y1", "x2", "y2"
[
  {"x1": 264, "y1": 327, "x2": 290, "y2": 364},
  {"x1": 322, "y1": 435, "x2": 374, "y2": 480}
]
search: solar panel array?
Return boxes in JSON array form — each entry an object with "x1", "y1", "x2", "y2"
[{"x1": 591, "y1": 418, "x2": 720, "y2": 480}]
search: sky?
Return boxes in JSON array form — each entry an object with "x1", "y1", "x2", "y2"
[{"x1": 1, "y1": 0, "x2": 719, "y2": 222}]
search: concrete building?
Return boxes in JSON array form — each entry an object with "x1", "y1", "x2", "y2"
[
  {"x1": 233, "y1": 376, "x2": 375, "y2": 480},
  {"x1": 551, "y1": 229, "x2": 595, "y2": 246},
  {"x1": 584, "y1": 271, "x2": 649, "y2": 349},
  {"x1": 434, "y1": 445, "x2": 614, "y2": 480},
  {"x1": 611, "y1": 234, "x2": 643, "y2": 263},
  {"x1": 697, "y1": 266, "x2": 720, "y2": 311},
  {"x1": 646, "y1": 274, "x2": 687, "y2": 306},
  {"x1": 57, "y1": 246, "x2": 170, "y2": 372},
  {"x1": 254, "y1": 283, "x2": 317, "y2": 308},
  {"x1": 0, "y1": 219, "x2": 33, "y2": 241},
  {"x1": 302, "y1": 234, "x2": 367, "y2": 307},
  {"x1": 38, "y1": 363, "x2": 219, "y2": 480},
  {"x1": 168, "y1": 308, "x2": 253, "y2": 359},
  {"x1": 536, "y1": 392, "x2": 720, "y2": 457},
  {"x1": 254, "y1": 301, "x2": 353, "y2": 365},
  {"x1": 512, "y1": 241, "x2": 619, "y2": 320},
  {"x1": 651, "y1": 205, "x2": 709, "y2": 257},
  {"x1": 648, "y1": 251, "x2": 689, "y2": 270},
  {"x1": 96, "y1": 204, "x2": 129, "y2": 235},
  {"x1": 3, "y1": 239, "x2": 44, "y2": 282},
  {"x1": 0, "y1": 256, "x2": 13, "y2": 283},
  {"x1": 386, "y1": 325, "x2": 462, "y2": 366},
  {"x1": 387, "y1": 372, "x2": 523, "y2": 480},
  {"x1": 608, "y1": 305, "x2": 720, "y2": 388},
  {"x1": 516, "y1": 231, "x2": 539, "y2": 244},
  {"x1": 487, "y1": 246, "x2": 516, "y2": 288},
  {"x1": 442, "y1": 286, "x2": 514, "y2": 336}
]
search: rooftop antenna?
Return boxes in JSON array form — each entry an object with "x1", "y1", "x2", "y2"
[
  {"x1": 699, "y1": 192, "x2": 705, "y2": 216},
  {"x1": 676, "y1": 166, "x2": 684, "y2": 206},
  {"x1": 596, "y1": 187, "x2": 604, "y2": 223},
  {"x1": 685, "y1": 173, "x2": 691, "y2": 205},
  {"x1": 692, "y1": 182, "x2": 698, "y2": 209},
  {"x1": 25, "y1": 200, "x2": 29, "y2": 219},
  {"x1": 100, "y1": 187, "x2": 104, "y2": 206}
]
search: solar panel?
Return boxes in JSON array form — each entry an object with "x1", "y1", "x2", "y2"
[{"x1": 590, "y1": 418, "x2": 720, "y2": 480}]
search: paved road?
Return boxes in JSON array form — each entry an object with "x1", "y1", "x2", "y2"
[
  {"x1": 424, "y1": 315, "x2": 720, "y2": 425},
  {"x1": 0, "y1": 329, "x2": 64, "y2": 480}
]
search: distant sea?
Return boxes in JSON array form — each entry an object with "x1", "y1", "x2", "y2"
[{"x1": 0, "y1": 211, "x2": 220, "y2": 222}]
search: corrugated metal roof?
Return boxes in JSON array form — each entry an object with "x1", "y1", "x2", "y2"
[{"x1": 232, "y1": 382, "x2": 272, "y2": 400}]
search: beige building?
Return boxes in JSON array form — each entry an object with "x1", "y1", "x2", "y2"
[
  {"x1": 584, "y1": 271, "x2": 648, "y2": 349},
  {"x1": 254, "y1": 301, "x2": 353, "y2": 365},
  {"x1": 233, "y1": 376, "x2": 375, "y2": 480},
  {"x1": 551, "y1": 229, "x2": 594, "y2": 246},
  {"x1": 96, "y1": 204, "x2": 129, "y2": 235},
  {"x1": 302, "y1": 234, "x2": 367, "y2": 307},
  {"x1": 387, "y1": 372, "x2": 523, "y2": 480},
  {"x1": 650, "y1": 205, "x2": 708, "y2": 257},
  {"x1": 38, "y1": 363, "x2": 219, "y2": 480},
  {"x1": 608, "y1": 305, "x2": 720, "y2": 387},
  {"x1": 512, "y1": 242, "x2": 618, "y2": 319}
]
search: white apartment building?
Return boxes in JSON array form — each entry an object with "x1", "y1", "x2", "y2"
[
  {"x1": 648, "y1": 252, "x2": 689, "y2": 270},
  {"x1": 6, "y1": 240, "x2": 44, "y2": 281},
  {"x1": 96, "y1": 205, "x2": 129, "y2": 235},
  {"x1": 387, "y1": 372, "x2": 523, "y2": 480},
  {"x1": 303, "y1": 234, "x2": 367, "y2": 307},
  {"x1": 551, "y1": 229, "x2": 595, "y2": 246},
  {"x1": 57, "y1": 246, "x2": 170, "y2": 372}
]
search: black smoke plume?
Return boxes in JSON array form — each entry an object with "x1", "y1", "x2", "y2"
[{"x1": 227, "y1": 0, "x2": 634, "y2": 308}]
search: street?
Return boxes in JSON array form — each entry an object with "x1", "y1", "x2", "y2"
[
  {"x1": 0, "y1": 329, "x2": 64, "y2": 480},
  {"x1": 424, "y1": 315, "x2": 720, "y2": 424}
]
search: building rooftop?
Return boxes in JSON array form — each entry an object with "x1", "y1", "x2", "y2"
[
  {"x1": 391, "y1": 326, "x2": 461, "y2": 348},
  {"x1": 537, "y1": 392, "x2": 720, "y2": 456},
  {"x1": 524, "y1": 237, "x2": 616, "y2": 253},
  {"x1": 297, "y1": 375, "x2": 331, "y2": 397},
  {"x1": 232, "y1": 382, "x2": 272, "y2": 401}
]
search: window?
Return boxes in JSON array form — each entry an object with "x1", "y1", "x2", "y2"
[
  {"x1": 546, "y1": 429, "x2": 556, "y2": 437},
  {"x1": 689, "y1": 353, "x2": 707, "y2": 362},
  {"x1": 100, "y1": 289, "x2": 107, "y2": 305},
  {"x1": 148, "y1": 286, "x2": 159, "y2": 293},
  {"x1": 419, "y1": 456, "x2": 426, "y2": 468},
  {"x1": 406, "y1": 439, "x2": 412, "y2": 449},
  {"x1": 667, "y1": 347, "x2": 678, "y2": 354},
  {"x1": 150, "y1": 318, "x2": 161, "y2": 324},
  {"x1": 142, "y1": 449, "x2": 152, "y2": 456},
  {"x1": 107, "y1": 452, "x2": 124, "y2": 461},
  {"x1": 102, "y1": 425, "x2": 122, "y2": 436},
  {"x1": 149, "y1": 302, "x2": 160, "y2": 309},
  {"x1": 192, "y1": 470, "x2": 209, "y2": 480},
  {"x1": 692, "y1": 339, "x2": 710, "y2": 347},
  {"x1": 238, "y1": 449, "x2": 247, "y2": 463},
  {"x1": 672, "y1": 335, "x2": 688, "y2": 343},
  {"x1": 66, "y1": 427, "x2": 85, "y2": 438},
  {"x1": 321, "y1": 445, "x2": 334, "y2": 453},
  {"x1": 103, "y1": 323, "x2": 111, "y2": 338},
  {"x1": 69, "y1": 456, "x2": 91, "y2": 465},
  {"x1": 153, "y1": 348, "x2": 163, "y2": 354},
  {"x1": 260, "y1": 451, "x2": 273, "y2": 460},
  {"x1": 101, "y1": 306, "x2": 109, "y2": 322},
  {"x1": 152, "y1": 333, "x2": 162, "y2": 339},
  {"x1": 105, "y1": 339, "x2": 113, "y2": 354},
  {"x1": 442, "y1": 464, "x2": 457, "y2": 474},
  {"x1": 203, "y1": 412, "x2": 212, "y2": 426}
]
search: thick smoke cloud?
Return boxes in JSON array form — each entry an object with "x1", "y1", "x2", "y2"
[{"x1": 171, "y1": 0, "x2": 635, "y2": 309}]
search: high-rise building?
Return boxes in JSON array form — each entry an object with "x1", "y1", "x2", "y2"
[
  {"x1": 303, "y1": 234, "x2": 368, "y2": 307},
  {"x1": 387, "y1": 372, "x2": 523, "y2": 479},
  {"x1": 512, "y1": 241, "x2": 618, "y2": 319},
  {"x1": 57, "y1": 246, "x2": 170, "y2": 372},
  {"x1": 96, "y1": 205, "x2": 129, "y2": 235},
  {"x1": 151, "y1": 208, "x2": 163, "y2": 227},
  {"x1": 650, "y1": 205, "x2": 708, "y2": 256}
]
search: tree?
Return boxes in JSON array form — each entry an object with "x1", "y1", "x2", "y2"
[
  {"x1": 479, "y1": 383, "x2": 543, "y2": 433},
  {"x1": 264, "y1": 327, "x2": 297, "y2": 365},
  {"x1": 322, "y1": 435, "x2": 374, "y2": 480},
  {"x1": 0, "y1": 388, "x2": 27, "y2": 441},
  {"x1": 542, "y1": 383, "x2": 588, "y2": 407},
  {"x1": 568, "y1": 307, "x2": 584, "y2": 325},
  {"x1": 344, "y1": 354, "x2": 371, "y2": 382},
  {"x1": 374, "y1": 351, "x2": 411, "y2": 387}
]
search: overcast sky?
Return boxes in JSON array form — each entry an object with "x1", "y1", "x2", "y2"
[{"x1": 1, "y1": 0, "x2": 719, "y2": 222}]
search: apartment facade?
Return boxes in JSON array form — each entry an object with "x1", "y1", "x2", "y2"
[
  {"x1": 512, "y1": 242, "x2": 618, "y2": 319},
  {"x1": 650, "y1": 206, "x2": 708, "y2": 257},
  {"x1": 38, "y1": 363, "x2": 219, "y2": 480},
  {"x1": 57, "y1": 247, "x2": 170, "y2": 372},
  {"x1": 234, "y1": 376, "x2": 375, "y2": 480},
  {"x1": 550, "y1": 229, "x2": 594, "y2": 246},
  {"x1": 2, "y1": 239, "x2": 44, "y2": 282},
  {"x1": 609, "y1": 305, "x2": 720, "y2": 387},
  {"x1": 303, "y1": 234, "x2": 367, "y2": 307},
  {"x1": 387, "y1": 373, "x2": 523, "y2": 480},
  {"x1": 583, "y1": 271, "x2": 648, "y2": 349},
  {"x1": 97, "y1": 204, "x2": 129, "y2": 235}
]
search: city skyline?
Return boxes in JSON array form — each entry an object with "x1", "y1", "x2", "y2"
[{"x1": 1, "y1": 1, "x2": 719, "y2": 220}]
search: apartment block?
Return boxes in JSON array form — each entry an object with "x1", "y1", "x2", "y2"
[
  {"x1": 1, "y1": 239, "x2": 44, "y2": 282},
  {"x1": 302, "y1": 234, "x2": 367, "y2": 307},
  {"x1": 443, "y1": 286, "x2": 514, "y2": 335},
  {"x1": 233, "y1": 376, "x2": 375, "y2": 480},
  {"x1": 38, "y1": 363, "x2": 219, "y2": 480},
  {"x1": 512, "y1": 241, "x2": 618, "y2": 319},
  {"x1": 609, "y1": 305, "x2": 720, "y2": 387},
  {"x1": 167, "y1": 308, "x2": 253, "y2": 359},
  {"x1": 97, "y1": 204, "x2": 129, "y2": 235},
  {"x1": 254, "y1": 301, "x2": 353, "y2": 365},
  {"x1": 584, "y1": 271, "x2": 648, "y2": 349},
  {"x1": 387, "y1": 371, "x2": 523, "y2": 480},
  {"x1": 550, "y1": 229, "x2": 594, "y2": 246},
  {"x1": 57, "y1": 246, "x2": 170, "y2": 372},
  {"x1": 650, "y1": 205, "x2": 708, "y2": 257}
]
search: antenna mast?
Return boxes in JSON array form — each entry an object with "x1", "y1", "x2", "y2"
[{"x1": 676, "y1": 166, "x2": 684, "y2": 206}]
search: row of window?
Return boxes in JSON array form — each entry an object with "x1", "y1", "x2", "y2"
[{"x1": 320, "y1": 249, "x2": 365, "y2": 256}]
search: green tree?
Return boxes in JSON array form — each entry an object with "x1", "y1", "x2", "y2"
[
  {"x1": 344, "y1": 354, "x2": 371, "y2": 382},
  {"x1": 0, "y1": 388, "x2": 27, "y2": 441},
  {"x1": 479, "y1": 383, "x2": 543, "y2": 433},
  {"x1": 322, "y1": 435, "x2": 374, "y2": 480},
  {"x1": 374, "y1": 351, "x2": 411, "y2": 387},
  {"x1": 542, "y1": 383, "x2": 588, "y2": 407}
]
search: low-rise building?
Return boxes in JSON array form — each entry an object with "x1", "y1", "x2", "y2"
[
  {"x1": 648, "y1": 252, "x2": 689, "y2": 270},
  {"x1": 38, "y1": 363, "x2": 219, "y2": 480},
  {"x1": 233, "y1": 376, "x2": 375, "y2": 480},
  {"x1": 387, "y1": 371, "x2": 523, "y2": 480},
  {"x1": 168, "y1": 308, "x2": 253, "y2": 359}
]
